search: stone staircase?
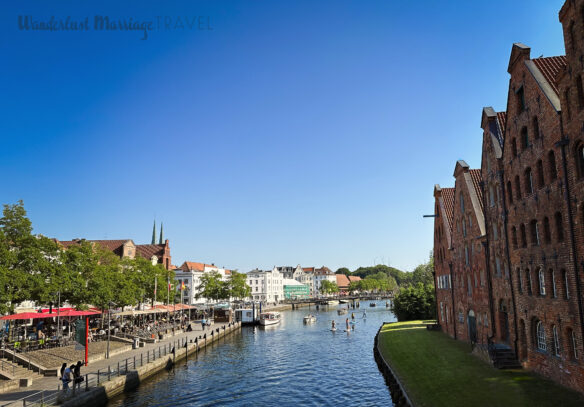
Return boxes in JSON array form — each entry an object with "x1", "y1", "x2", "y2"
[
  {"x1": 0, "y1": 357, "x2": 43, "y2": 381},
  {"x1": 489, "y1": 344, "x2": 522, "y2": 369}
]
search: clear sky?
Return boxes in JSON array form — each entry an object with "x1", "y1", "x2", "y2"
[{"x1": 0, "y1": 0, "x2": 567, "y2": 273}]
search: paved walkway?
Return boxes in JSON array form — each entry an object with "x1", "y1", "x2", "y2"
[{"x1": 0, "y1": 322, "x2": 223, "y2": 406}]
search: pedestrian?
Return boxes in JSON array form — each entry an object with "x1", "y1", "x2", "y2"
[
  {"x1": 201, "y1": 318, "x2": 206, "y2": 330},
  {"x1": 59, "y1": 363, "x2": 67, "y2": 379},
  {"x1": 345, "y1": 318, "x2": 350, "y2": 330},
  {"x1": 74, "y1": 361, "x2": 83, "y2": 390},
  {"x1": 61, "y1": 364, "x2": 72, "y2": 393}
]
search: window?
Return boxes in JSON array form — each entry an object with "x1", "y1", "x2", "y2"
[
  {"x1": 536, "y1": 160, "x2": 544, "y2": 189},
  {"x1": 489, "y1": 185, "x2": 495, "y2": 207},
  {"x1": 569, "y1": 328, "x2": 578, "y2": 360},
  {"x1": 493, "y1": 223, "x2": 498, "y2": 241},
  {"x1": 467, "y1": 275, "x2": 472, "y2": 296},
  {"x1": 555, "y1": 212, "x2": 564, "y2": 242},
  {"x1": 525, "y1": 168, "x2": 533, "y2": 194},
  {"x1": 521, "y1": 127, "x2": 529, "y2": 149},
  {"x1": 517, "y1": 86, "x2": 526, "y2": 112},
  {"x1": 543, "y1": 217, "x2": 551, "y2": 244},
  {"x1": 515, "y1": 175, "x2": 522, "y2": 200},
  {"x1": 576, "y1": 142, "x2": 584, "y2": 179},
  {"x1": 507, "y1": 181, "x2": 514, "y2": 204},
  {"x1": 465, "y1": 245, "x2": 469, "y2": 265},
  {"x1": 518, "y1": 268, "x2": 524, "y2": 293},
  {"x1": 549, "y1": 151, "x2": 558, "y2": 180},
  {"x1": 530, "y1": 219, "x2": 540, "y2": 246},
  {"x1": 533, "y1": 116, "x2": 540, "y2": 139},
  {"x1": 512, "y1": 138, "x2": 518, "y2": 157},
  {"x1": 484, "y1": 313, "x2": 488, "y2": 327},
  {"x1": 536, "y1": 321, "x2": 546, "y2": 351},
  {"x1": 553, "y1": 325, "x2": 560, "y2": 357},
  {"x1": 480, "y1": 269, "x2": 485, "y2": 286},
  {"x1": 550, "y1": 269, "x2": 557, "y2": 298},
  {"x1": 527, "y1": 269, "x2": 533, "y2": 296},
  {"x1": 520, "y1": 224, "x2": 527, "y2": 248},
  {"x1": 570, "y1": 21, "x2": 576, "y2": 50},
  {"x1": 460, "y1": 194, "x2": 465, "y2": 212},
  {"x1": 495, "y1": 257, "x2": 501, "y2": 277},
  {"x1": 538, "y1": 268, "x2": 545, "y2": 296},
  {"x1": 577, "y1": 75, "x2": 584, "y2": 109},
  {"x1": 563, "y1": 269, "x2": 570, "y2": 299},
  {"x1": 462, "y1": 218, "x2": 467, "y2": 237},
  {"x1": 565, "y1": 88, "x2": 572, "y2": 119},
  {"x1": 512, "y1": 227, "x2": 518, "y2": 249}
]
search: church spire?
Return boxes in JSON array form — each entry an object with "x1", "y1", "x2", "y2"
[
  {"x1": 151, "y1": 220, "x2": 156, "y2": 245},
  {"x1": 159, "y1": 222, "x2": 164, "y2": 244}
]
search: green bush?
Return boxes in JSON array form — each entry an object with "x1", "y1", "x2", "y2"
[{"x1": 392, "y1": 283, "x2": 435, "y2": 321}]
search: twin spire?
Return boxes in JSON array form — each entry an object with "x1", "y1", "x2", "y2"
[{"x1": 151, "y1": 220, "x2": 164, "y2": 245}]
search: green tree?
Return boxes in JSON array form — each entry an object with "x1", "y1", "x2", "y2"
[
  {"x1": 228, "y1": 271, "x2": 251, "y2": 300},
  {"x1": 197, "y1": 271, "x2": 229, "y2": 302},
  {"x1": 335, "y1": 267, "x2": 351, "y2": 276},
  {"x1": 391, "y1": 283, "x2": 436, "y2": 322},
  {"x1": 320, "y1": 280, "x2": 339, "y2": 295},
  {"x1": 411, "y1": 252, "x2": 435, "y2": 286}
]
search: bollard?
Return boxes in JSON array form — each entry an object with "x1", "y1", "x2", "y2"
[
  {"x1": 117, "y1": 361, "x2": 120, "y2": 376},
  {"x1": 85, "y1": 374, "x2": 89, "y2": 391},
  {"x1": 133, "y1": 355, "x2": 136, "y2": 369},
  {"x1": 108, "y1": 365, "x2": 111, "y2": 381},
  {"x1": 97, "y1": 369, "x2": 101, "y2": 384},
  {"x1": 126, "y1": 359, "x2": 128, "y2": 373}
]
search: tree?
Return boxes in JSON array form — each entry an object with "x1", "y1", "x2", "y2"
[
  {"x1": 320, "y1": 280, "x2": 339, "y2": 295},
  {"x1": 197, "y1": 271, "x2": 229, "y2": 302},
  {"x1": 335, "y1": 267, "x2": 351, "y2": 276},
  {"x1": 228, "y1": 271, "x2": 251, "y2": 300},
  {"x1": 411, "y1": 252, "x2": 434, "y2": 286},
  {"x1": 392, "y1": 283, "x2": 436, "y2": 322}
]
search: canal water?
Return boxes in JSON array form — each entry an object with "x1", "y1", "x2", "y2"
[{"x1": 107, "y1": 301, "x2": 396, "y2": 406}]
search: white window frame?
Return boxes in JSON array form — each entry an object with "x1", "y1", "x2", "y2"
[
  {"x1": 536, "y1": 321, "x2": 547, "y2": 351},
  {"x1": 539, "y1": 268, "x2": 545, "y2": 296},
  {"x1": 553, "y1": 326, "x2": 560, "y2": 357}
]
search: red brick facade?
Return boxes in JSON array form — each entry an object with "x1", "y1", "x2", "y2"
[{"x1": 433, "y1": 0, "x2": 584, "y2": 393}]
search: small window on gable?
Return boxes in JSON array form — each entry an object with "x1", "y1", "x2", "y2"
[
  {"x1": 553, "y1": 325, "x2": 560, "y2": 357},
  {"x1": 515, "y1": 175, "x2": 522, "y2": 200},
  {"x1": 512, "y1": 226, "x2": 518, "y2": 249},
  {"x1": 512, "y1": 138, "x2": 518, "y2": 157},
  {"x1": 525, "y1": 168, "x2": 533, "y2": 194},
  {"x1": 543, "y1": 217, "x2": 551, "y2": 244},
  {"x1": 576, "y1": 142, "x2": 584, "y2": 179},
  {"x1": 538, "y1": 267, "x2": 545, "y2": 296},
  {"x1": 550, "y1": 269, "x2": 557, "y2": 298},
  {"x1": 526, "y1": 269, "x2": 533, "y2": 295},
  {"x1": 518, "y1": 268, "x2": 523, "y2": 293},
  {"x1": 563, "y1": 269, "x2": 570, "y2": 299},
  {"x1": 549, "y1": 151, "x2": 558, "y2": 180},
  {"x1": 555, "y1": 212, "x2": 565, "y2": 242},
  {"x1": 517, "y1": 86, "x2": 526, "y2": 112},
  {"x1": 507, "y1": 181, "x2": 514, "y2": 204},
  {"x1": 536, "y1": 160, "x2": 544, "y2": 189},
  {"x1": 570, "y1": 328, "x2": 579, "y2": 360},
  {"x1": 520, "y1": 224, "x2": 527, "y2": 248},
  {"x1": 521, "y1": 127, "x2": 529, "y2": 149},
  {"x1": 489, "y1": 185, "x2": 495, "y2": 207},
  {"x1": 570, "y1": 21, "x2": 576, "y2": 50},
  {"x1": 530, "y1": 219, "x2": 540, "y2": 246},
  {"x1": 532, "y1": 116, "x2": 540, "y2": 139}
]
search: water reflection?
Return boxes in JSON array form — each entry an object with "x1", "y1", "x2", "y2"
[{"x1": 107, "y1": 301, "x2": 395, "y2": 407}]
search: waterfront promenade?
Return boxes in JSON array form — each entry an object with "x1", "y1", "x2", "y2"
[{"x1": 0, "y1": 321, "x2": 229, "y2": 407}]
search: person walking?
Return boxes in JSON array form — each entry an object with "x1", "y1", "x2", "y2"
[
  {"x1": 73, "y1": 361, "x2": 83, "y2": 391},
  {"x1": 61, "y1": 364, "x2": 72, "y2": 393}
]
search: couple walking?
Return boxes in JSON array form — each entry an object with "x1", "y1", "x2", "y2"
[{"x1": 60, "y1": 361, "x2": 83, "y2": 393}]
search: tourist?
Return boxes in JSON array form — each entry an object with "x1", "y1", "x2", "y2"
[
  {"x1": 331, "y1": 320, "x2": 336, "y2": 330},
  {"x1": 74, "y1": 361, "x2": 83, "y2": 390},
  {"x1": 345, "y1": 318, "x2": 350, "y2": 330},
  {"x1": 363, "y1": 311, "x2": 367, "y2": 318},
  {"x1": 351, "y1": 312, "x2": 355, "y2": 320},
  {"x1": 201, "y1": 318, "x2": 206, "y2": 330},
  {"x1": 61, "y1": 364, "x2": 72, "y2": 393}
]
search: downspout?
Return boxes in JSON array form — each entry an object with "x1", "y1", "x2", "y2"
[
  {"x1": 448, "y1": 261, "x2": 457, "y2": 339},
  {"x1": 499, "y1": 167, "x2": 520, "y2": 357},
  {"x1": 557, "y1": 112, "x2": 584, "y2": 345},
  {"x1": 479, "y1": 180, "x2": 497, "y2": 336}
]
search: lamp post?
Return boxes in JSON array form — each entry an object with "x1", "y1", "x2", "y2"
[
  {"x1": 56, "y1": 291, "x2": 61, "y2": 339},
  {"x1": 106, "y1": 302, "x2": 114, "y2": 359}
]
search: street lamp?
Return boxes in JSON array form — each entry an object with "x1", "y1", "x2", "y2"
[{"x1": 106, "y1": 301, "x2": 114, "y2": 359}]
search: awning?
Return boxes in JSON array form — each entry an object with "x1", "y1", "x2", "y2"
[{"x1": 0, "y1": 312, "x2": 56, "y2": 320}]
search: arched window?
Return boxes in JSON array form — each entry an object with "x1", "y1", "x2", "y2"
[
  {"x1": 570, "y1": 21, "x2": 576, "y2": 51},
  {"x1": 548, "y1": 150, "x2": 558, "y2": 180},
  {"x1": 533, "y1": 116, "x2": 540, "y2": 139},
  {"x1": 512, "y1": 138, "x2": 518, "y2": 157},
  {"x1": 511, "y1": 227, "x2": 518, "y2": 249},
  {"x1": 568, "y1": 328, "x2": 578, "y2": 360},
  {"x1": 521, "y1": 126, "x2": 529, "y2": 149},
  {"x1": 538, "y1": 267, "x2": 545, "y2": 296},
  {"x1": 518, "y1": 268, "x2": 524, "y2": 293},
  {"x1": 555, "y1": 212, "x2": 564, "y2": 242},
  {"x1": 575, "y1": 142, "x2": 584, "y2": 179},
  {"x1": 550, "y1": 269, "x2": 557, "y2": 298},
  {"x1": 536, "y1": 320, "x2": 546, "y2": 351},
  {"x1": 536, "y1": 160, "x2": 544, "y2": 189},
  {"x1": 460, "y1": 194, "x2": 465, "y2": 212},
  {"x1": 552, "y1": 325, "x2": 560, "y2": 357},
  {"x1": 489, "y1": 185, "x2": 495, "y2": 207},
  {"x1": 530, "y1": 219, "x2": 540, "y2": 246},
  {"x1": 520, "y1": 224, "x2": 527, "y2": 248},
  {"x1": 543, "y1": 217, "x2": 551, "y2": 244},
  {"x1": 525, "y1": 168, "x2": 533, "y2": 194},
  {"x1": 507, "y1": 181, "x2": 514, "y2": 204},
  {"x1": 462, "y1": 218, "x2": 467, "y2": 237},
  {"x1": 526, "y1": 269, "x2": 533, "y2": 296},
  {"x1": 563, "y1": 269, "x2": 570, "y2": 299},
  {"x1": 515, "y1": 175, "x2": 522, "y2": 200}
]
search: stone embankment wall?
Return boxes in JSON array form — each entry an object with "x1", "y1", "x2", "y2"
[
  {"x1": 62, "y1": 322, "x2": 242, "y2": 407},
  {"x1": 373, "y1": 324, "x2": 413, "y2": 407}
]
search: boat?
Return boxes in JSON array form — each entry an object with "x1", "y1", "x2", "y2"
[
  {"x1": 303, "y1": 314, "x2": 316, "y2": 323},
  {"x1": 259, "y1": 312, "x2": 281, "y2": 326},
  {"x1": 339, "y1": 300, "x2": 349, "y2": 304},
  {"x1": 327, "y1": 300, "x2": 340, "y2": 306},
  {"x1": 369, "y1": 303, "x2": 377, "y2": 307},
  {"x1": 337, "y1": 308, "x2": 348, "y2": 315}
]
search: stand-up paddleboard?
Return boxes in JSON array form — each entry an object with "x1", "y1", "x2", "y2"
[{"x1": 330, "y1": 328, "x2": 337, "y2": 332}]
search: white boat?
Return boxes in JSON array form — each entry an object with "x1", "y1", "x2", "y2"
[
  {"x1": 259, "y1": 312, "x2": 281, "y2": 326},
  {"x1": 303, "y1": 314, "x2": 316, "y2": 323},
  {"x1": 337, "y1": 308, "x2": 348, "y2": 315},
  {"x1": 327, "y1": 300, "x2": 340, "y2": 306}
]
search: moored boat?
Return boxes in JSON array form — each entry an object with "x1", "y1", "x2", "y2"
[
  {"x1": 259, "y1": 312, "x2": 281, "y2": 326},
  {"x1": 339, "y1": 300, "x2": 349, "y2": 304},
  {"x1": 327, "y1": 300, "x2": 340, "y2": 306},
  {"x1": 337, "y1": 308, "x2": 348, "y2": 315}
]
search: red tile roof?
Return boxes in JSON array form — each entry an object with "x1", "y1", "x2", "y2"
[
  {"x1": 348, "y1": 276, "x2": 361, "y2": 282},
  {"x1": 135, "y1": 244, "x2": 165, "y2": 260},
  {"x1": 469, "y1": 169, "x2": 483, "y2": 212},
  {"x1": 315, "y1": 266, "x2": 333, "y2": 275},
  {"x1": 531, "y1": 56, "x2": 567, "y2": 95},
  {"x1": 58, "y1": 239, "x2": 131, "y2": 257},
  {"x1": 442, "y1": 187, "x2": 455, "y2": 232},
  {"x1": 181, "y1": 262, "x2": 205, "y2": 272},
  {"x1": 336, "y1": 274, "x2": 350, "y2": 288},
  {"x1": 303, "y1": 267, "x2": 315, "y2": 273}
]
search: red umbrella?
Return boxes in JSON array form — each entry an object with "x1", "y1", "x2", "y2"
[
  {"x1": 58, "y1": 310, "x2": 100, "y2": 317},
  {"x1": 0, "y1": 312, "x2": 56, "y2": 320}
]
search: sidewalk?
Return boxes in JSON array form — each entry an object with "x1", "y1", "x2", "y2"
[{"x1": 0, "y1": 322, "x2": 221, "y2": 406}]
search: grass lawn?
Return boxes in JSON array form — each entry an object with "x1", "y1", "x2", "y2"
[{"x1": 377, "y1": 321, "x2": 584, "y2": 407}]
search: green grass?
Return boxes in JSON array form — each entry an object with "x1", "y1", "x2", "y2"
[{"x1": 377, "y1": 321, "x2": 584, "y2": 407}]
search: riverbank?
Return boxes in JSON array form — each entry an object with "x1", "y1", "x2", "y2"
[{"x1": 376, "y1": 321, "x2": 584, "y2": 407}]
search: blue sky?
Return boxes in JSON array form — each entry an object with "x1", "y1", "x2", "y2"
[{"x1": 0, "y1": 0, "x2": 567, "y2": 273}]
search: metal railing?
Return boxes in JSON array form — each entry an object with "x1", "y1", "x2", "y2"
[{"x1": 5, "y1": 322, "x2": 237, "y2": 407}]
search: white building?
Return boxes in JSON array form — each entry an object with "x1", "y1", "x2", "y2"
[
  {"x1": 174, "y1": 261, "x2": 232, "y2": 304},
  {"x1": 247, "y1": 268, "x2": 283, "y2": 303},
  {"x1": 312, "y1": 266, "x2": 337, "y2": 297}
]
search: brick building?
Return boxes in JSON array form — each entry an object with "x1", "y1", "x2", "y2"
[{"x1": 432, "y1": 0, "x2": 584, "y2": 393}]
